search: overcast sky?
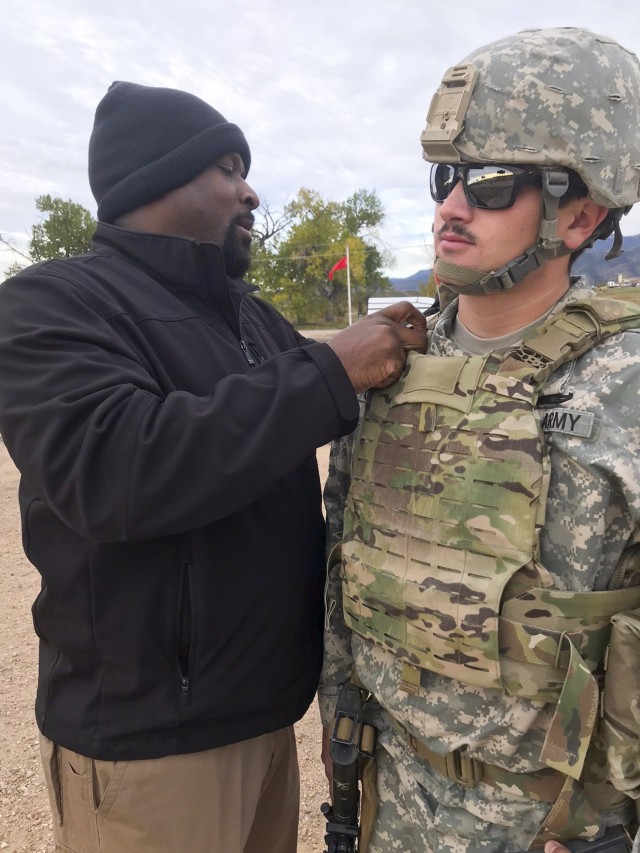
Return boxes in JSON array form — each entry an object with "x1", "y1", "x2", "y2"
[{"x1": 3, "y1": 0, "x2": 640, "y2": 279}]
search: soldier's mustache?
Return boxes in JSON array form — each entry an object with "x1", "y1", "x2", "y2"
[{"x1": 437, "y1": 224, "x2": 476, "y2": 243}]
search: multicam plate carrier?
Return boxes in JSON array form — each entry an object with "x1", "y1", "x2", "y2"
[{"x1": 341, "y1": 297, "x2": 640, "y2": 844}]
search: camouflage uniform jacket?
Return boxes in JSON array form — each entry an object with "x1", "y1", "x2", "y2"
[{"x1": 319, "y1": 279, "x2": 640, "y2": 822}]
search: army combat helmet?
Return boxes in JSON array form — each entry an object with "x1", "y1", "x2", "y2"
[{"x1": 421, "y1": 27, "x2": 640, "y2": 295}]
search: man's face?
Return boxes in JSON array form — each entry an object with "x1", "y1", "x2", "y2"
[
  {"x1": 433, "y1": 172, "x2": 541, "y2": 279},
  {"x1": 156, "y1": 153, "x2": 259, "y2": 277}
]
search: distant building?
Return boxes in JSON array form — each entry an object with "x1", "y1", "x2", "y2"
[
  {"x1": 606, "y1": 273, "x2": 640, "y2": 287},
  {"x1": 367, "y1": 295, "x2": 434, "y2": 315}
]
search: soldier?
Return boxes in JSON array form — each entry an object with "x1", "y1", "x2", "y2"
[{"x1": 320, "y1": 27, "x2": 640, "y2": 853}]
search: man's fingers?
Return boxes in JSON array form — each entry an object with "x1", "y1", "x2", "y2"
[
  {"x1": 327, "y1": 302, "x2": 428, "y2": 392},
  {"x1": 377, "y1": 300, "x2": 428, "y2": 332},
  {"x1": 364, "y1": 302, "x2": 428, "y2": 352},
  {"x1": 397, "y1": 324, "x2": 427, "y2": 353}
]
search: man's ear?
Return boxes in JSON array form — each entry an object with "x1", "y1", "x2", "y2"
[{"x1": 558, "y1": 198, "x2": 609, "y2": 250}]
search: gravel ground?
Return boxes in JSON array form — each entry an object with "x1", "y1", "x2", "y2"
[{"x1": 0, "y1": 439, "x2": 330, "y2": 852}]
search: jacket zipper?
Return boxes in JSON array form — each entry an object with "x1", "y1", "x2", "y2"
[
  {"x1": 239, "y1": 338, "x2": 265, "y2": 367},
  {"x1": 239, "y1": 339, "x2": 256, "y2": 367},
  {"x1": 181, "y1": 675, "x2": 190, "y2": 704},
  {"x1": 177, "y1": 562, "x2": 192, "y2": 705},
  {"x1": 248, "y1": 339, "x2": 265, "y2": 364}
]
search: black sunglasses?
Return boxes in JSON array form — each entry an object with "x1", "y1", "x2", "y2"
[{"x1": 430, "y1": 163, "x2": 543, "y2": 210}]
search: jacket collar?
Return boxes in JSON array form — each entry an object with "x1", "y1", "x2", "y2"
[{"x1": 91, "y1": 222, "x2": 259, "y2": 335}]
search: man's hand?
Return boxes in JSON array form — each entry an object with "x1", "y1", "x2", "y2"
[
  {"x1": 328, "y1": 301, "x2": 427, "y2": 394},
  {"x1": 544, "y1": 843, "x2": 571, "y2": 853}
]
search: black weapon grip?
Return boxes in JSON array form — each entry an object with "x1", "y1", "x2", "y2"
[{"x1": 330, "y1": 683, "x2": 362, "y2": 826}]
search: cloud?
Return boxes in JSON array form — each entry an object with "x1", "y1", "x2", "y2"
[{"x1": 3, "y1": 0, "x2": 640, "y2": 277}]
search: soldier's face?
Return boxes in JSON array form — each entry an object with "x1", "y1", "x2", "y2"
[{"x1": 433, "y1": 180, "x2": 541, "y2": 275}]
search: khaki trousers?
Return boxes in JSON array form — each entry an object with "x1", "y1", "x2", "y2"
[{"x1": 40, "y1": 726, "x2": 300, "y2": 853}]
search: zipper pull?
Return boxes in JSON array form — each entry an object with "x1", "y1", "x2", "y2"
[
  {"x1": 248, "y1": 340, "x2": 265, "y2": 364},
  {"x1": 181, "y1": 675, "x2": 191, "y2": 704},
  {"x1": 239, "y1": 339, "x2": 256, "y2": 367}
]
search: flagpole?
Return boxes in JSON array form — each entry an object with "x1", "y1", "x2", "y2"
[{"x1": 346, "y1": 244, "x2": 352, "y2": 326}]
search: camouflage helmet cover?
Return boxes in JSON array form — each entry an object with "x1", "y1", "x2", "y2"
[{"x1": 421, "y1": 27, "x2": 640, "y2": 208}]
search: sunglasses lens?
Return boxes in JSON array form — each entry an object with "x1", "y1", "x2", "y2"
[
  {"x1": 465, "y1": 167, "x2": 517, "y2": 209},
  {"x1": 430, "y1": 164, "x2": 538, "y2": 210},
  {"x1": 430, "y1": 164, "x2": 456, "y2": 202}
]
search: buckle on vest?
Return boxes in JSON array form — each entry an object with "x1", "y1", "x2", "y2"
[
  {"x1": 407, "y1": 733, "x2": 482, "y2": 788},
  {"x1": 445, "y1": 749, "x2": 482, "y2": 787}
]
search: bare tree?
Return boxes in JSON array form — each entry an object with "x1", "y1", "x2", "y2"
[
  {"x1": 0, "y1": 233, "x2": 32, "y2": 261},
  {"x1": 252, "y1": 200, "x2": 291, "y2": 248},
  {"x1": 0, "y1": 233, "x2": 32, "y2": 278}
]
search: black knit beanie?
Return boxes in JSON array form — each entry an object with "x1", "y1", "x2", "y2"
[{"x1": 89, "y1": 81, "x2": 251, "y2": 223}]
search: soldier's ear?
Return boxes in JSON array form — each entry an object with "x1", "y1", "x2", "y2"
[{"x1": 558, "y1": 198, "x2": 609, "y2": 250}]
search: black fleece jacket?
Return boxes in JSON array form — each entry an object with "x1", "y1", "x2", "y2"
[{"x1": 0, "y1": 223, "x2": 359, "y2": 760}]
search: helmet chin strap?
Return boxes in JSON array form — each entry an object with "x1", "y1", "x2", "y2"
[{"x1": 435, "y1": 169, "x2": 575, "y2": 296}]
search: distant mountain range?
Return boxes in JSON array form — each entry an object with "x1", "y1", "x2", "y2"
[{"x1": 389, "y1": 233, "x2": 640, "y2": 291}]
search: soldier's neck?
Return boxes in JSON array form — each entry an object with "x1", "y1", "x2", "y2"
[{"x1": 456, "y1": 265, "x2": 571, "y2": 339}]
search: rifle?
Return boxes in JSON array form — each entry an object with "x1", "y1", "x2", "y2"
[{"x1": 321, "y1": 682, "x2": 376, "y2": 853}]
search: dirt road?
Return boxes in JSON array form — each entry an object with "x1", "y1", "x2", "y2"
[{"x1": 0, "y1": 439, "x2": 330, "y2": 852}]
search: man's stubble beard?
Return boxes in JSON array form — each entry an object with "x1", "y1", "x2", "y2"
[{"x1": 222, "y1": 221, "x2": 252, "y2": 279}]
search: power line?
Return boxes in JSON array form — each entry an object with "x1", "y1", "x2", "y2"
[{"x1": 251, "y1": 242, "x2": 433, "y2": 265}]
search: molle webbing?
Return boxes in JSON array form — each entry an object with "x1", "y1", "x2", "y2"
[{"x1": 501, "y1": 297, "x2": 640, "y2": 384}]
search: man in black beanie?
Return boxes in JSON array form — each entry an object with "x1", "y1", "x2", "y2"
[{"x1": 0, "y1": 81, "x2": 425, "y2": 853}]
